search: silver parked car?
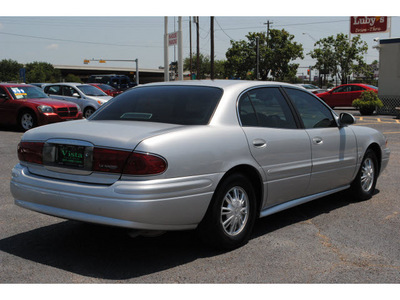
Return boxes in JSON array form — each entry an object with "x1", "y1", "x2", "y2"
[
  {"x1": 294, "y1": 83, "x2": 327, "y2": 94},
  {"x1": 43, "y1": 82, "x2": 113, "y2": 118},
  {"x1": 11, "y1": 80, "x2": 390, "y2": 249}
]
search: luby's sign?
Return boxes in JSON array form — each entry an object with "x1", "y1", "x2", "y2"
[{"x1": 350, "y1": 17, "x2": 389, "y2": 34}]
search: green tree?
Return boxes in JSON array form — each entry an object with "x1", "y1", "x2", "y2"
[
  {"x1": 183, "y1": 53, "x2": 226, "y2": 79},
  {"x1": 309, "y1": 33, "x2": 368, "y2": 84},
  {"x1": 25, "y1": 61, "x2": 61, "y2": 83},
  {"x1": 0, "y1": 59, "x2": 24, "y2": 82},
  {"x1": 64, "y1": 73, "x2": 83, "y2": 83},
  {"x1": 225, "y1": 30, "x2": 304, "y2": 81}
]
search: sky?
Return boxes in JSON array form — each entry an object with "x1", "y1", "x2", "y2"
[{"x1": 1, "y1": 1, "x2": 398, "y2": 76}]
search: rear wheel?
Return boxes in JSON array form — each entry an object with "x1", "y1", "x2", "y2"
[
  {"x1": 198, "y1": 173, "x2": 257, "y2": 250},
  {"x1": 18, "y1": 111, "x2": 37, "y2": 131},
  {"x1": 351, "y1": 149, "x2": 378, "y2": 200}
]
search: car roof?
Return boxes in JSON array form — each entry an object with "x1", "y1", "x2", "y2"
[
  {"x1": 45, "y1": 82, "x2": 88, "y2": 87},
  {"x1": 137, "y1": 79, "x2": 299, "y2": 91},
  {"x1": 0, "y1": 83, "x2": 33, "y2": 87}
]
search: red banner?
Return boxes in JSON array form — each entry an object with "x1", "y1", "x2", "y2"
[{"x1": 350, "y1": 17, "x2": 388, "y2": 34}]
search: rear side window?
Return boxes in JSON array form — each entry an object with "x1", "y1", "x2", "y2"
[
  {"x1": 92, "y1": 86, "x2": 223, "y2": 125},
  {"x1": 238, "y1": 87, "x2": 297, "y2": 129}
]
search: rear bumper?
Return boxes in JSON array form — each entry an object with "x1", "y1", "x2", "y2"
[{"x1": 10, "y1": 164, "x2": 218, "y2": 230}]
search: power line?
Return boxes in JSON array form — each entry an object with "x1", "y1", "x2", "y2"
[
  {"x1": 0, "y1": 31, "x2": 161, "y2": 48},
  {"x1": 215, "y1": 17, "x2": 236, "y2": 41}
]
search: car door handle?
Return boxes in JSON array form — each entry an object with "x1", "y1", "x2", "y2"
[
  {"x1": 252, "y1": 139, "x2": 267, "y2": 148},
  {"x1": 312, "y1": 137, "x2": 323, "y2": 145}
]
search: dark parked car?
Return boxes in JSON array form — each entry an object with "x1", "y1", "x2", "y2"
[
  {"x1": 87, "y1": 74, "x2": 136, "y2": 91},
  {"x1": 0, "y1": 83, "x2": 82, "y2": 131},
  {"x1": 316, "y1": 84, "x2": 378, "y2": 108}
]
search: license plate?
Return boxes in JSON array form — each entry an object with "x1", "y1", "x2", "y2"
[{"x1": 56, "y1": 144, "x2": 85, "y2": 168}]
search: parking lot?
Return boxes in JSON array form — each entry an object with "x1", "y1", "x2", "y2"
[{"x1": 1, "y1": 109, "x2": 399, "y2": 283}]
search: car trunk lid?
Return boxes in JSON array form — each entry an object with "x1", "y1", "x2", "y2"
[{"x1": 21, "y1": 119, "x2": 182, "y2": 184}]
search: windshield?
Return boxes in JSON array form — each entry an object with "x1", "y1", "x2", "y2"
[
  {"x1": 91, "y1": 85, "x2": 223, "y2": 125},
  {"x1": 366, "y1": 85, "x2": 378, "y2": 90},
  {"x1": 98, "y1": 84, "x2": 116, "y2": 91},
  {"x1": 7, "y1": 86, "x2": 49, "y2": 99},
  {"x1": 303, "y1": 84, "x2": 319, "y2": 89},
  {"x1": 77, "y1": 85, "x2": 108, "y2": 96}
]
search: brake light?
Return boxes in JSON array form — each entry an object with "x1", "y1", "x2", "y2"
[
  {"x1": 123, "y1": 152, "x2": 167, "y2": 175},
  {"x1": 17, "y1": 142, "x2": 44, "y2": 164},
  {"x1": 92, "y1": 148, "x2": 130, "y2": 173},
  {"x1": 92, "y1": 148, "x2": 167, "y2": 175}
]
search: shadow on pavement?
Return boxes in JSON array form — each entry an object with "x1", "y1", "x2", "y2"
[{"x1": 0, "y1": 189, "x2": 372, "y2": 281}]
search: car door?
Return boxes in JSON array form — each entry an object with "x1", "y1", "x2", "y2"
[
  {"x1": 238, "y1": 87, "x2": 312, "y2": 208},
  {"x1": 330, "y1": 85, "x2": 352, "y2": 107},
  {"x1": 347, "y1": 85, "x2": 366, "y2": 105},
  {"x1": 284, "y1": 88, "x2": 358, "y2": 195},
  {"x1": 45, "y1": 85, "x2": 64, "y2": 100},
  {"x1": 0, "y1": 86, "x2": 15, "y2": 124},
  {"x1": 60, "y1": 86, "x2": 84, "y2": 109}
]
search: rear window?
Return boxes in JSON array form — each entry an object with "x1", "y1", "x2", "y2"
[{"x1": 91, "y1": 85, "x2": 223, "y2": 125}]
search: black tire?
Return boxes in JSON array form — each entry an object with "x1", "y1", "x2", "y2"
[
  {"x1": 198, "y1": 173, "x2": 257, "y2": 250},
  {"x1": 351, "y1": 149, "x2": 378, "y2": 201},
  {"x1": 83, "y1": 107, "x2": 95, "y2": 118},
  {"x1": 18, "y1": 110, "x2": 37, "y2": 131}
]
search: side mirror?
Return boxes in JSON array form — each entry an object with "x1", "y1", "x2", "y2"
[
  {"x1": 72, "y1": 92, "x2": 80, "y2": 98},
  {"x1": 0, "y1": 92, "x2": 9, "y2": 99},
  {"x1": 339, "y1": 112, "x2": 355, "y2": 126}
]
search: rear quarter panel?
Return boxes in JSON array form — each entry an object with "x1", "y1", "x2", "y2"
[{"x1": 132, "y1": 125, "x2": 264, "y2": 181}]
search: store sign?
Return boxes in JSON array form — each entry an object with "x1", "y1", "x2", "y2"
[
  {"x1": 350, "y1": 17, "x2": 389, "y2": 34},
  {"x1": 168, "y1": 32, "x2": 178, "y2": 46}
]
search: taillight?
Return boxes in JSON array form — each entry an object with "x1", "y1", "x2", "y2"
[
  {"x1": 92, "y1": 148, "x2": 131, "y2": 173},
  {"x1": 17, "y1": 142, "x2": 44, "y2": 164},
  {"x1": 123, "y1": 152, "x2": 167, "y2": 175},
  {"x1": 92, "y1": 148, "x2": 167, "y2": 175}
]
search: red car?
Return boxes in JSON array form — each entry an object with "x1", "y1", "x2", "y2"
[
  {"x1": 315, "y1": 84, "x2": 378, "y2": 108},
  {"x1": 88, "y1": 83, "x2": 122, "y2": 97},
  {"x1": 0, "y1": 83, "x2": 83, "y2": 131}
]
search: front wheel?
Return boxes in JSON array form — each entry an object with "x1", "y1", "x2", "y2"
[
  {"x1": 351, "y1": 149, "x2": 378, "y2": 201},
  {"x1": 19, "y1": 111, "x2": 37, "y2": 131},
  {"x1": 198, "y1": 173, "x2": 257, "y2": 250},
  {"x1": 83, "y1": 107, "x2": 95, "y2": 118}
]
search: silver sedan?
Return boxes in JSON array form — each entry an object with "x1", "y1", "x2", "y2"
[{"x1": 10, "y1": 80, "x2": 390, "y2": 249}]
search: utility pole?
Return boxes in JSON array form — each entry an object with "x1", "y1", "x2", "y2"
[
  {"x1": 264, "y1": 20, "x2": 273, "y2": 47},
  {"x1": 195, "y1": 17, "x2": 200, "y2": 79},
  {"x1": 210, "y1": 16, "x2": 214, "y2": 80},
  {"x1": 178, "y1": 17, "x2": 183, "y2": 81},
  {"x1": 256, "y1": 36, "x2": 260, "y2": 80},
  {"x1": 164, "y1": 17, "x2": 169, "y2": 81},
  {"x1": 189, "y1": 17, "x2": 193, "y2": 79}
]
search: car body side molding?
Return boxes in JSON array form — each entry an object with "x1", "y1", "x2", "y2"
[{"x1": 259, "y1": 185, "x2": 350, "y2": 218}]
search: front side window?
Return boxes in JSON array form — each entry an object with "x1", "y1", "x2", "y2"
[
  {"x1": 44, "y1": 85, "x2": 61, "y2": 95},
  {"x1": 238, "y1": 87, "x2": 297, "y2": 129},
  {"x1": 284, "y1": 88, "x2": 336, "y2": 129},
  {"x1": 350, "y1": 85, "x2": 365, "y2": 92},
  {"x1": 333, "y1": 86, "x2": 350, "y2": 93},
  {"x1": 92, "y1": 85, "x2": 223, "y2": 125}
]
